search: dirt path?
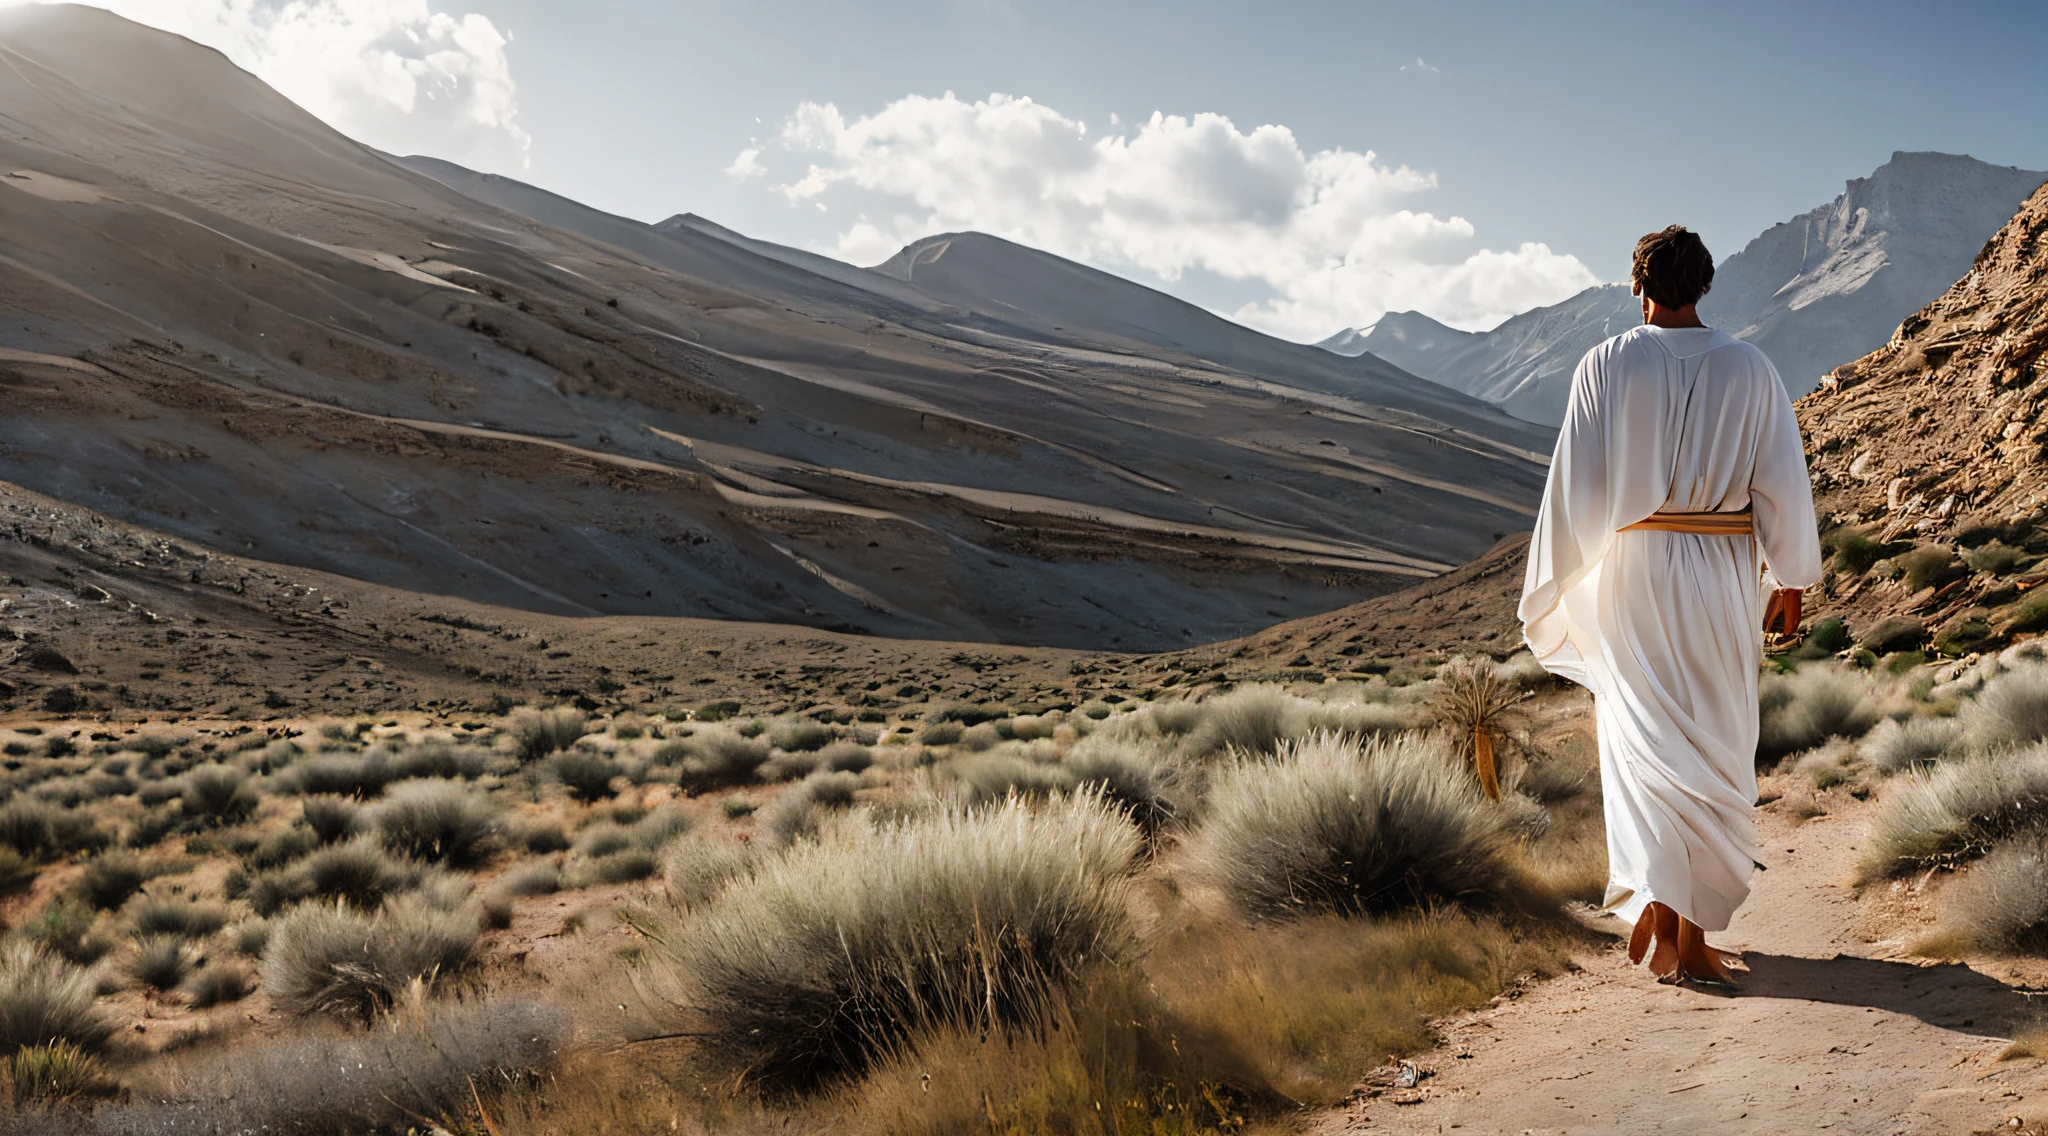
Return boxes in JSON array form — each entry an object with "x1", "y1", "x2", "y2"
[{"x1": 1319, "y1": 800, "x2": 2048, "y2": 1135}]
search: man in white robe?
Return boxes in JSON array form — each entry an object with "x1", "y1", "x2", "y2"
[{"x1": 1519, "y1": 225, "x2": 1822, "y2": 984}]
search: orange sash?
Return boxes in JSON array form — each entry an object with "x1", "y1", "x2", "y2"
[{"x1": 1619, "y1": 509, "x2": 1754, "y2": 535}]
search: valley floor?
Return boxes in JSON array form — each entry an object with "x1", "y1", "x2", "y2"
[{"x1": 1320, "y1": 794, "x2": 2048, "y2": 1136}]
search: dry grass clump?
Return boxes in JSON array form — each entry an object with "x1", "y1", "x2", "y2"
[
  {"x1": 509, "y1": 707, "x2": 589, "y2": 761},
  {"x1": 1185, "y1": 684, "x2": 1305, "y2": 757},
  {"x1": 1860, "y1": 715, "x2": 1963, "y2": 775},
  {"x1": 550, "y1": 750, "x2": 620, "y2": 803},
  {"x1": 34, "y1": 1000, "x2": 566, "y2": 1135},
  {"x1": 0, "y1": 803, "x2": 105, "y2": 860},
  {"x1": 17, "y1": 901, "x2": 113, "y2": 967},
  {"x1": 184, "y1": 960, "x2": 255, "y2": 1008},
  {"x1": 179, "y1": 764, "x2": 257, "y2": 825},
  {"x1": 1758, "y1": 664, "x2": 1883, "y2": 761},
  {"x1": 661, "y1": 828, "x2": 759, "y2": 909},
  {"x1": 1060, "y1": 736, "x2": 1177, "y2": 832},
  {"x1": 248, "y1": 838, "x2": 421, "y2": 916},
  {"x1": 1860, "y1": 746, "x2": 2048, "y2": 879},
  {"x1": 0, "y1": 942, "x2": 113, "y2": 1056},
  {"x1": 1963, "y1": 665, "x2": 2048, "y2": 754},
  {"x1": 127, "y1": 934, "x2": 191, "y2": 991},
  {"x1": 951, "y1": 750, "x2": 1075, "y2": 805},
  {"x1": 1935, "y1": 837, "x2": 2048, "y2": 952},
  {"x1": 299, "y1": 795, "x2": 359, "y2": 844},
  {"x1": 127, "y1": 895, "x2": 228, "y2": 939},
  {"x1": 261, "y1": 896, "x2": 482, "y2": 1020},
  {"x1": 652, "y1": 791, "x2": 1140, "y2": 1090},
  {"x1": 1790, "y1": 737, "x2": 1865, "y2": 791},
  {"x1": 1181, "y1": 732, "x2": 1523, "y2": 920},
  {"x1": 674, "y1": 730, "x2": 770, "y2": 793},
  {"x1": 280, "y1": 752, "x2": 397, "y2": 799},
  {"x1": 5, "y1": 1039, "x2": 118, "y2": 1111},
  {"x1": 757, "y1": 770, "x2": 865, "y2": 847},
  {"x1": 72, "y1": 853, "x2": 149, "y2": 911},
  {"x1": 491, "y1": 859, "x2": 563, "y2": 897},
  {"x1": 369, "y1": 778, "x2": 497, "y2": 866},
  {"x1": 766, "y1": 717, "x2": 835, "y2": 753}
]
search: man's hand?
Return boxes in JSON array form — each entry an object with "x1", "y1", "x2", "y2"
[{"x1": 1762, "y1": 588, "x2": 1802, "y2": 638}]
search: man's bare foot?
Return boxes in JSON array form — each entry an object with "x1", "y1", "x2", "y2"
[
  {"x1": 1629, "y1": 902, "x2": 1681, "y2": 980},
  {"x1": 1629, "y1": 902, "x2": 1741, "y2": 985}
]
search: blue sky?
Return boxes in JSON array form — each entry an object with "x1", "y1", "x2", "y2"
[{"x1": 30, "y1": 0, "x2": 2048, "y2": 338}]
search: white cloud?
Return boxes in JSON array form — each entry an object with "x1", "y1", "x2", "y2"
[
  {"x1": 725, "y1": 146, "x2": 765, "y2": 179},
  {"x1": 744, "y1": 91, "x2": 1597, "y2": 338},
  {"x1": 3, "y1": 0, "x2": 530, "y2": 171},
  {"x1": 1400, "y1": 57, "x2": 1440, "y2": 73}
]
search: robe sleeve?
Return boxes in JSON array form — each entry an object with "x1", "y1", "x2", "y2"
[
  {"x1": 1750, "y1": 359, "x2": 1823, "y2": 590},
  {"x1": 1519, "y1": 349, "x2": 1613, "y2": 681}
]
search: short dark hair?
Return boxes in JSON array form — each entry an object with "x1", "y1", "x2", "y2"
[{"x1": 1631, "y1": 225, "x2": 1714, "y2": 309}]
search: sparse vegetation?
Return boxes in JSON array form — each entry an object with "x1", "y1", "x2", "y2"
[
  {"x1": 369, "y1": 778, "x2": 497, "y2": 865},
  {"x1": 551, "y1": 750, "x2": 620, "y2": 803},
  {"x1": 1861, "y1": 747, "x2": 2048, "y2": 879},
  {"x1": 652, "y1": 791, "x2": 1139, "y2": 1089},
  {"x1": 0, "y1": 942, "x2": 113, "y2": 1056},
  {"x1": 179, "y1": 764, "x2": 258, "y2": 825},
  {"x1": 1860, "y1": 715, "x2": 1963, "y2": 774},
  {"x1": 510, "y1": 708, "x2": 588, "y2": 761},
  {"x1": 1183, "y1": 732, "x2": 1526, "y2": 920},
  {"x1": 1963, "y1": 665, "x2": 2048, "y2": 753},
  {"x1": 1758, "y1": 664, "x2": 1882, "y2": 760},
  {"x1": 261, "y1": 896, "x2": 482, "y2": 1020}
]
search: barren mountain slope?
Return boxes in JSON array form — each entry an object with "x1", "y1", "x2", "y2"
[
  {"x1": 1323, "y1": 153, "x2": 2046, "y2": 427},
  {"x1": 0, "y1": 5, "x2": 1549, "y2": 652},
  {"x1": 1796, "y1": 179, "x2": 2048, "y2": 655}
]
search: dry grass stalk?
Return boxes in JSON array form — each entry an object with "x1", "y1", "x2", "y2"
[{"x1": 1430, "y1": 657, "x2": 1530, "y2": 800}]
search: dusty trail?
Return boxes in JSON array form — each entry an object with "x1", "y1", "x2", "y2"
[{"x1": 1321, "y1": 799, "x2": 2048, "y2": 1135}]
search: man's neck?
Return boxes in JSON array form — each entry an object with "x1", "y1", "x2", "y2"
[{"x1": 1642, "y1": 299, "x2": 1706, "y2": 329}]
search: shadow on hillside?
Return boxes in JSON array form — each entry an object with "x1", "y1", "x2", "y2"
[{"x1": 1714, "y1": 952, "x2": 2036, "y2": 1035}]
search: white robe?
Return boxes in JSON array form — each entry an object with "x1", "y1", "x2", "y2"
[{"x1": 1519, "y1": 325, "x2": 1821, "y2": 932}]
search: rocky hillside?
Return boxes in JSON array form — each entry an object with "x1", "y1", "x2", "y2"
[
  {"x1": 1323, "y1": 153, "x2": 2047, "y2": 427},
  {"x1": 1796, "y1": 179, "x2": 2048, "y2": 658},
  {"x1": 0, "y1": 5, "x2": 1552, "y2": 653}
]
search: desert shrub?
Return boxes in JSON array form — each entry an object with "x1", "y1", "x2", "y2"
[
  {"x1": 18, "y1": 902, "x2": 112, "y2": 967},
  {"x1": 509, "y1": 708, "x2": 588, "y2": 762},
  {"x1": 1940, "y1": 837, "x2": 2048, "y2": 951},
  {"x1": 282, "y1": 752, "x2": 395, "y2": 799},
  {"x1": 573, "y1": 822, "x2": 632, "y2": 859},
  {"x1": 261, "y1": 896, "x2": 481, "y2": 1020},
  {"x1": 661, "y1": 829, "x2": 758, "y2": 909},
  {"x1": 73, "y1": 854, "x2": 148, "y2": 911},
  {"x1": 1966, "y1": 541, "x2": 2027, "y2": 576},
  {"x1": 180, "y1": 765, "x2": 258, "y2": 825},
  {"x1": 7, "y1": 1039, "x2": 116, "y2": 1109},
  {"x1": 1828, "y1": 526, "x2": 1896, "y2": 575},
  {"x1": 1791, "y1": 738, "x2": 1863, "y2": 790},
  {"x1": 916, "y1": 721, "x2": 964, "y2": 747},
  {"x1": 369, "y1": 779, "x2": 497, "y2": 866},
  {"x1": 820, "y1": 740, "x2": 875, "y2": 774},
  {"x1": 766, "y1": 718, "x2": 835, "y2": 753},
  {"x1": 1182, "y1": 732, "x2": 1523, "y2": 921},
  {"x1": 548, "y1": 753, "x2": 618, "y2": 806},
  {"x1": 634, "y1": 808, "x2": 694, "y2": 852},
  {"x1": 1858, "y1": 616, "x2": 1928, "y2": 654},
  {"x1": 654, "y1": 791, "x2": 1139, "y2": 1089},
  {"x1": 1805, "y1": 617, "x2": 1853, "y2": 654},
  {"x1": 0, "y1": 849, "x2": 32, "y2": 896},
  {"x1": 1860, "y1": 715, "x2": 1963, "y2": 774},
  {"x1": 243, "y1": 828, "x2": 320, "y2": 873},
  {"x1": 758, "y1": 748, "x2": 824, "y2": 782},
  {"x1": 383, "y1": 741, "x2": 488, "y2": 782},
  {"x1": 44, "y1": 1000, "x2": 565, "y2": 1135},
  {"x1": 1492, "y1": 652, "x2": 1552, "y2": 691},
  {"x1": 511, "y1": 818, "x2": 570, "y2": 854},
  {"x1": 228, "y1": 921, "x2": 269, "y2": 958},
  {"x1": 128, "y1": 934, "x2": 191, "y2": 991},
  {"x1": 1187, "y1": 685, "x2": 1306, "y2": 757},
  {"x1": 127, "y1": 896, "x2": 229, "y2": 940},
  {"x1": 1757, "y1": 665, "x2": 1882, "y2": 760},
  {"x1": 953, "y1": 752, "x2": 1077, "y2": 805},
  {"x1": 1861, "y1": 747, "x2": 2048, "y2": 878},
  {"x1": 129, "y1": 732, "x2": 190, "y2": 760},
  {"x1": 1899, "y1": 544, "x2": 1966, "y2": 592},
  {"x1": 491, "y1": 860, "x2": 562, "y2": 897},
  {"x1": 573, "y1": 848, "x2": 659, "y2": 886},
  {"x1": 758, "y1": 771, "x2": 864, "y2": 847},
  {"x1": 1306, "y1": 697, "x2": 1426, "y2": 738},
  {"x1": 1964, "y1": 665, "x2": 2048, "y2": 753},
  {"x1": 1430, "y1": 656, "x2": 1532, "y2": 796},
  {"x1": 1061, "y1": 738, "x2": 1176, "y2": 832},
  {"x1": 249, "y1": 839, "x2": 420, "y2": 916},
  {"x1": 0, "y1": 942, "x2": 114, "y2": 1056},
  {"x1": 184, "y1": 960, "x2": 255, "y2": 1008},
  {"x1": 675, "y1": 731, "x2": 769, "y2": 793},
  {"x1": 0, "y1": 803, "x2": 105, "y2": 859}
]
